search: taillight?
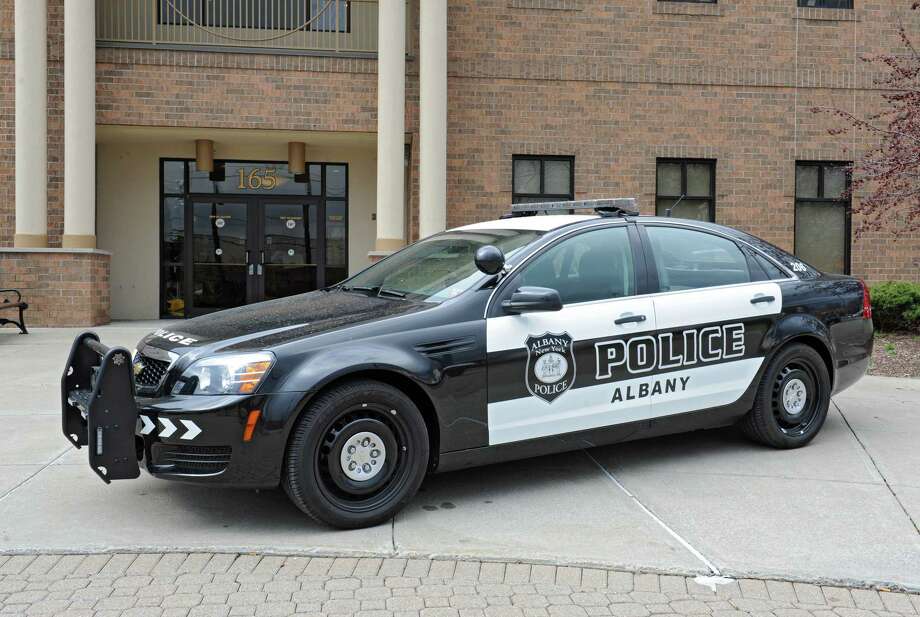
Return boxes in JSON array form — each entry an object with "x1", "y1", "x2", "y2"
[{"x1": 859, "y1": 279, "x2": 872, "y2": 320}]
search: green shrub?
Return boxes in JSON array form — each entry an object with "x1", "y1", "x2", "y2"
[{"x1": 871, "y1": 281, "x2": 920, "y2": 332}]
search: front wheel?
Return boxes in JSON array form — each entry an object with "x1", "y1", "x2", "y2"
[
  {"x1": 740, "y1": 343, "x2": 831, "y2": 449},
  {"x1": 283, "y1": 379, "x2": 429, "y2": 528}
]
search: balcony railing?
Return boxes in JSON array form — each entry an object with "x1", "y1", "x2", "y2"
[{"x1": 96, "y1": 0, "x2": 383, "y2": 56}]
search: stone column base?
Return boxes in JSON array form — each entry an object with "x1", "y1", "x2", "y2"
[
  {"x1": 12, "y1": 233, "x2": 48, "y2": 248},
  {"x1": 0, "y1": 248, "x2": 111, "y2": 326}
]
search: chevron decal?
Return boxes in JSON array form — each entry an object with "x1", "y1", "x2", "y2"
[{"x1": 138, "y1": 415, "x2": 202, "y2": 441}]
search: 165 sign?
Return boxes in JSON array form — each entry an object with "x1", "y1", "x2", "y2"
[{"x1": 237, "y1": 167, "x2": 278, "y2": 191}]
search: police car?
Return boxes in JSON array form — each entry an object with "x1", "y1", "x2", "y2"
[{"x1": 62, "y1": 199, "x2": 874, "y2": 529}]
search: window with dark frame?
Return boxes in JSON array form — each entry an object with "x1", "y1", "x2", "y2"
[
  {"x1": 512, "y1": 155, "x2": 575, "y2": 205},
  {"x1": 794, "y1": 161, "x2": 851, "y2": 275},
  {"x1": 157, "y1": 0, "x2": 350, "y2": 33},
  {"x1": 797, "y1": 0, "x2": 853, "y2": 9},
  {"x1": 655, "y1": 159, "x2": 716, "y2": 222}
]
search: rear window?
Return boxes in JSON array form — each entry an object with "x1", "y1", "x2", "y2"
[{"x1": 735, "y1": 232, "x2": 819, "y2": 279}]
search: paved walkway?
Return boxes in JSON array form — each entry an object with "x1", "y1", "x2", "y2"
[{"x1": 1, "y1": 553, "x2": 918, "y2": 617}]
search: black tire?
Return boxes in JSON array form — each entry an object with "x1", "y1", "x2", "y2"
[
  {"x1": 283, "y1": 379, "x2": 429, "y2": 529},
  {"x1": 740, "y1": 343, "x2": 831, "y2": 449}
]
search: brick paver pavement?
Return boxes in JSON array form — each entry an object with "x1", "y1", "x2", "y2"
[{"x1": 0, "y1": 553, "x2": 917, "y2": 617}]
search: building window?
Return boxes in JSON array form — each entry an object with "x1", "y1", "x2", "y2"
[
  {"x1": 794, "y1": 162, "x2": 851, "y2": 274},
  {"x1": 655, "y1": 159, "x2": 715, "y2": 222},
  {"x1": 797, "y1": 0, "x2": 853, "y2": 8},
  {"x1": 158, "y1": 0, "x2": 349, "y2": 32},
  {"x1": 512, "y1": 156, "x2": 574, "y2": 204}
]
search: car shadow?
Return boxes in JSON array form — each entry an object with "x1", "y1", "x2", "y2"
[{"x1": 159, "y1": 425, "x2": 751, "y2": 532}]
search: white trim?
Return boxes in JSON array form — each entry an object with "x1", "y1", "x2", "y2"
[
  {"x1": 487, "y1": 358, "x2": 764, "y2": 445},
  {"x1": 456, "y1": 215, "x2": 598, "y2": 232}
]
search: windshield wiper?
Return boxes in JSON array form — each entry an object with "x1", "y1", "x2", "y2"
[
  {"x1": 378, "y1": 288, "x2": 407, "y2": 299},
  {"x1": 340, "y1": 285, "x2": 379, "y2": 295}
]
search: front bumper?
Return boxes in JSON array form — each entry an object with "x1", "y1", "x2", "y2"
[{"x1": 62, "y1": 331, "x2": 301, "y2": 489}]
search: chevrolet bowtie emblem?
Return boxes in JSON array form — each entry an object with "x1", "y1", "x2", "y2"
[{"x1": 133, "y1": 360, "x2": 144, "y2": 376}]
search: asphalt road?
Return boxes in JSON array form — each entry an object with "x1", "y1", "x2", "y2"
[{"x1": 1, "y1": 324, "x2": 918, "y2": 591}]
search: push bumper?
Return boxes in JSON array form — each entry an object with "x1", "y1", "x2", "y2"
[{"x1": 61, "y1": 331, "x2": 301, "y2": 488}]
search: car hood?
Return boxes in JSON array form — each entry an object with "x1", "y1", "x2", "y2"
[{"x1": 139, "y1": 290, "x2": 432, "y2": 355}]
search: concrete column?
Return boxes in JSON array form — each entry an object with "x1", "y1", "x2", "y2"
[
  {"x1": 62, "y1": 0, "x2": 97, "y2": 249},
  {"x1": 374, "y1": 0, "x2": 406, "y2": 253},
  {"x1": 13, "y1": 0, "x2": 48, "y2": 248},
  {"x1": 418, "y1": 0, "x2": 447, "y2": 239}
]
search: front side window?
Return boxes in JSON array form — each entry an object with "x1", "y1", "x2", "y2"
[
  {"x1": 513, "y1": 156, "x2": 574, "y2": 204},
  {"x1": 516, "y1": 226, "x2": 635, "y2": 305},
  {"x1": 794, "y1": 162, "x2": 851, "y2": 274},
  {"x1": 797, "y1": 0, "x2": 853, "y2": 8},
  {"x1": 656, "y1": 159, "x2": 716, "y2": 221},
  {"x1": 343, "y1": 230, "x2": 540, "y2": 303},
  {"x1": 645, "y1": 225, "x2": 751, "y2": 291}
]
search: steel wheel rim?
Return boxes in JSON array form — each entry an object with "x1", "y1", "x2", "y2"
[
  {"x1": 313, "y1": 404, "x2": 411, "y2": 513},
  {"x1": 772, "y1": 362, "x2": 819, "y2": 436}
]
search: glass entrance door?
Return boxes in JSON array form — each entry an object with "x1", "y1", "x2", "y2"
[
  {"x1": 189, "y1": 200, "x2": 253, "y2": 314},
  {"x1": 260, "y1": 201, "x2": 320, "y2": 300},
  {"x1": 160, "y1": 159, "x2": 350, "y2": 318}
]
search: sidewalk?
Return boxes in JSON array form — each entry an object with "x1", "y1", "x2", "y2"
[{"x1": 1, "y1": 553, "x2": 918, "y2": 617}]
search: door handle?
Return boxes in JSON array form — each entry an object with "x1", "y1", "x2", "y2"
[
  {"x1": 750, "y1": 295, "x2": 775, "y2": 305},
  {"x1": 256, "y1": 264, "x2": 263, "y2": 276},
  {"x1": 248, "y1": 264, "x2": 254, "y2": 276},
  {"x1": 615, "y1": 314, "x2": 646, "y2": 325}
]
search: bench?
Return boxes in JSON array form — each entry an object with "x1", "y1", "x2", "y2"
[{"x1": 0, "y1": 289, "x2": 28, "y2": 334}]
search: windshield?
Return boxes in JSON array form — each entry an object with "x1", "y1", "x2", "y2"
[{"x1": 341, "y1": 229, "x2": 541, "y2": 302}]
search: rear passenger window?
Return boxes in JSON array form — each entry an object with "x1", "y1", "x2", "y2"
[
  {"x1": 751, "y1": 252, "x2": 788, "y2": 281},
  {"x1": 517, "y1": 226, "x2": 635, "y2": 304},
  {"x1": 645, "y1": 226, "x2": 751, "y2": 291}
]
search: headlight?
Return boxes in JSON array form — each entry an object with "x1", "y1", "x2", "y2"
[{"x1": 171, "y1": 352, "x2": 275, "y2": 396}]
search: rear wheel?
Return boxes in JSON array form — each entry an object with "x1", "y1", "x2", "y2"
[
  {"x1": 283, "y1": 379, "x2": 429, "y2": 528},
  {"x1": 741, "y1": 343, "x2": 830, "y2": 449}
]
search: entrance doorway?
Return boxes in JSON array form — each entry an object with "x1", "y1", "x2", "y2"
[{"x1": 161, "y1": 160, "x2": 348, "y2": 317}]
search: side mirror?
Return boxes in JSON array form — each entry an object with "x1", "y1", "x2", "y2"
[
  {"x1": 501, "y1": 286, "x2": 563, "y2": 314},
  {"x1": 474, "y1": 245, "x2": 505, "y2": 275}
]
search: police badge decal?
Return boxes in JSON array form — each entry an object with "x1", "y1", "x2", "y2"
[{"x1": 525, "y1": 332, "x2": 576, "y2": 403}]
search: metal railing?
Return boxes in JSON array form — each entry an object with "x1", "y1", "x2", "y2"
[{"x1": 96, "y1": 0, "x2": 384, "y2": 56}]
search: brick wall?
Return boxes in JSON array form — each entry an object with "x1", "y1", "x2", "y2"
[
  {"x1": 0, "y1": 250, "x2": 110, "y2": 326},
  {"x1": 1, "y1": 0, "x2": 918, "y2": 292},
  {"x1": 413, "y1": 0, "x2": 920, "y2": 282},
  {"x1": 94, "y1": 49, "x2": 380, "y2": 133}
]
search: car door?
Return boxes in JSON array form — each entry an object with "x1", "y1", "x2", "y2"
[
  {"x1": 485, "y1": 223, "x2": 657, "y2": 445},
  {"x1": 640, "y1": 223, "x2": 785, "y2": 418}
]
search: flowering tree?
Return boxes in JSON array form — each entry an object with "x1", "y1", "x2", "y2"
[{"x1": 813, "y1": 4, "x2": 920, "y2": 235}]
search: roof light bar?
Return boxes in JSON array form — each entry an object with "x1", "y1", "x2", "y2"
[{"x1": 508, "y1": 198, "x2": 639, "y2": 218}]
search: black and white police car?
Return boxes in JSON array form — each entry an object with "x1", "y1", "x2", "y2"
[{"x1": 62, "y1": 199, "x2": 874, "y2": 528}]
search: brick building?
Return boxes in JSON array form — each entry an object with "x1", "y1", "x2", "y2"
[{"x1": 0, "y1": 0, "x2": 917, "y2": 326}]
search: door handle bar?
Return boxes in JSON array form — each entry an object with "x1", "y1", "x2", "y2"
[
  {"x1": 750, "y1": 295, "x2": 775, "y2": 305},
  {"x1": 615, "y1": 314, "x2": 647, "y2": 325}
]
